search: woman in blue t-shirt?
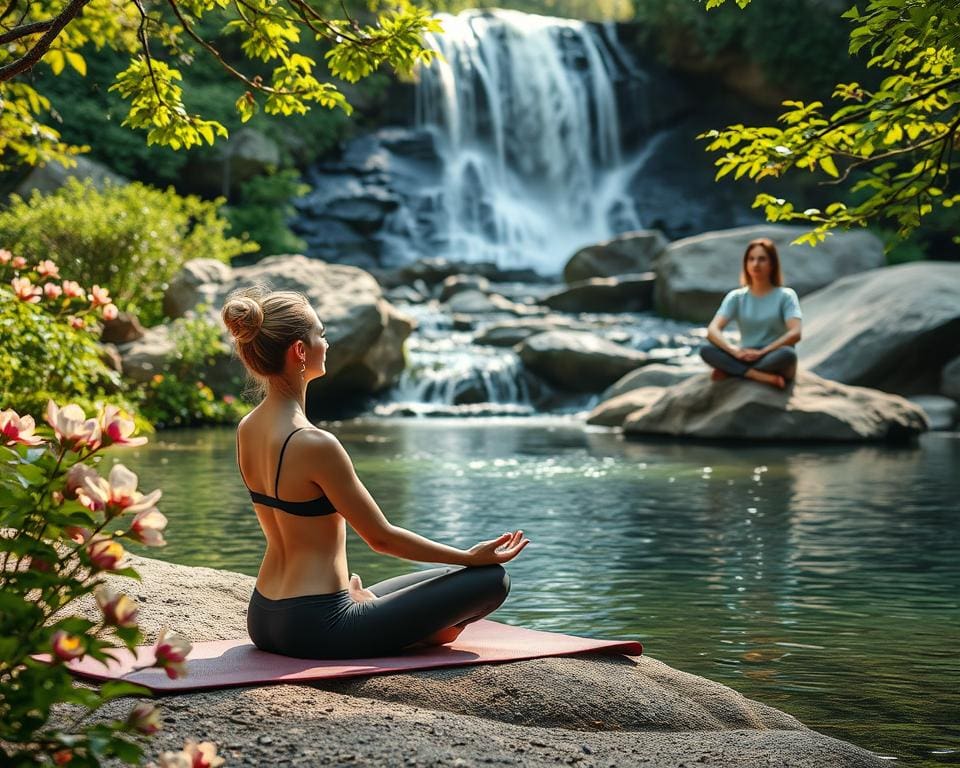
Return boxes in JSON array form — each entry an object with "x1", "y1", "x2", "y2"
[{"x1": 700, "y1": 237, "x2": 802, "y2": 389}]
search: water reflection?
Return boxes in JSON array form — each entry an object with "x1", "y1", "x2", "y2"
[{"x1": 119, "y1": 423, "x2": 960, "y2": 766}]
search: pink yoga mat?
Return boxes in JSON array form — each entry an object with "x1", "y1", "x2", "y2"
[{"x1": 65, "y1": 620, "x2": 642, "y2": 693}]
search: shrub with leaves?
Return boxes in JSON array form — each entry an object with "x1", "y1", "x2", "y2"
[
  {"x1": 133, "y1": 313, "x2": 250, "y2": 429},
  {"x1": 0, "y1": 250, "x2": 135, "y2": 420},
  {"x1": 0, "y1": 400, "x2": 194, "y2": 766},
  {"x1": 0, "y1": 181, "x2": 257, "y2": 327}
]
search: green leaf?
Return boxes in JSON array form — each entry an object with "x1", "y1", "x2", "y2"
[{"x1": 819, "y1": 156, "x2": 840, "y2": 178}]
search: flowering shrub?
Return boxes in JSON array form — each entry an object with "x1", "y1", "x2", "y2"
[
  {"x1": 133, "y1": 313, "x2": 249, "y2": 428},
  {"x1": 0, "y1": 251, "x2": 136, "y2": 419},
  {"x1": 0, "y1": 401, "x2": 214, "y2": 766}
]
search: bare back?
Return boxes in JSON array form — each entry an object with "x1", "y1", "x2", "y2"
[{"x1": 237, "y1": 408, "x2": 349, "y2": 599}]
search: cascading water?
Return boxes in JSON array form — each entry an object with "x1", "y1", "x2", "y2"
[{"x1": 400, "y1": 10, "x2": 643, "y2": 273}]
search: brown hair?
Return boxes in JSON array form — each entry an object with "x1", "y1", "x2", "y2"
[
  {"x1": 221, "y1": 286, "x2": 316, "y2": 386},
  {"x1": 740, "y1": 238, "x2": 783, "y2": 287}
]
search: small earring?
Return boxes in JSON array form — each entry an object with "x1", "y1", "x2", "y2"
[{"x1": 299, "y1": 357, "x2": 306, "y2": 381}]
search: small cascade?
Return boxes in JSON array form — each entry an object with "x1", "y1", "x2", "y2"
[{"x1": 403, "y1": 10, "x2": 643, "y2": 273}]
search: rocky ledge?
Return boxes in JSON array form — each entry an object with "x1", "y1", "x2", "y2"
[{"x1": 75, "y1": 555, "x2": 887, "y2": 767}]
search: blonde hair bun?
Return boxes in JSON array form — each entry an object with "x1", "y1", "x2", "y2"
[{"x1": 222, "y1": 296, "x2": 264, "y2": 344}]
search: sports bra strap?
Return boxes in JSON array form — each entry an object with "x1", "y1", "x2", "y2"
[{"x1": 274, "y1": 427, "x2": 306, "y2": 496}]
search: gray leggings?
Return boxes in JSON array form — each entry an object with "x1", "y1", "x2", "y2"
[
  {"x1": 700, "y1": 343, "x2": 798, "y2": 379},
  {"x1": 247, "y1": 565, "x2": 510, "y2": 659}
]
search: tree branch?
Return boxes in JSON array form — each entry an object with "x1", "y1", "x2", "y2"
[
  {"x1": 0, "y1": 0, "x2": 94, "y2": 82},
  {"x1": 0, "y1": 18, "x2": 52, "y2": 46}
]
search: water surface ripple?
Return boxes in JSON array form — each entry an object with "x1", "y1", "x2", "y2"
[{"x1": 120, "y1": 421, "x2": 960, "y2": 766}]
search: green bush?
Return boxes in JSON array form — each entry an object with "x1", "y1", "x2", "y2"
[
  {"x1": 225, "y1": 170, "x2": 309, "y2": 258},
  {"x1": 133, "y1": 313, "x2": 250, "y2": 428},
  {"x1": 0, "y1": 179, "x2": 258, "y2": 327},
  {"x1": 0, "y1": 284, "x2": 133, "y2": 419}
]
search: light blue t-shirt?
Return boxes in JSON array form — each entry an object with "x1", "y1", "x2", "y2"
[{"x1": 715, "y1": 286, "x2": 802, "y2": 349}]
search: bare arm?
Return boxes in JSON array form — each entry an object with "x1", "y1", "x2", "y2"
[
  {"x1": 306, "y1": 431, "x2": 528, "y2": 566},
  {"x1": 706, "y1": 314, "x2": 741, "y2": 356},
  {"x1": 759, "y1": 318, "x2": 802, "y2": 355}
]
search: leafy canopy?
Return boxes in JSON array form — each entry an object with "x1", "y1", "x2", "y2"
[
  {"x1": 0, "y1": 0, "x2": 442, "y2": 169},
  {"x1": 698, "y1": 0, "x2": 960, "y2": 245}
]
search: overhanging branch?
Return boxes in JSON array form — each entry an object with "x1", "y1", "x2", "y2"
[{"x1": 0, "y1": 0, "x2": 94, "y2": 82}]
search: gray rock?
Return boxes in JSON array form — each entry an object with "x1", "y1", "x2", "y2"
[
  {"x1": 118, "y1": 325, "x2": 176, "y2": 384},
  {"x1": 801, "y1": 262, "x2": 960, "y2": 394},
  {"x1": 518, "y1": 331, "x2": 649, "y2": 392},
  {"x1": 564, "y1": 230, "x2": 668, "y2": 283},
  {"x1": 79, "y1": 555, "x2": 886, "y2": 768},
  {"x1": 602, "y1": 362, "x2": 707, "y2": 401},
  {"x1": 220, "y1": 127, "x2": 281, "y2": 181},
  {"x1": 622, "y1": 370, "x2": 927, "y2": 442},
  {"x1": 438, "y1": 274, "x2": 491, "y2": 303},
  {"x1": 655, "y1": 225, "x2": 885, "y2": 322},
  {"x1": 445, "y1": 289, "x2": 533, "y2": 316},
  {"x1": 474, "y1": 317, "x2": 584, "y2": 347},
  {"x1": 541, "y1": 273, "x2": 656, "y2": 313},
  {"x1": 942, "y1": 356, "x2": 960, "y2": 401},
  {"x1": 13, "y1": 156, "x2": 126, "y2": 197},
  {"x1": 159, "y1": 255, "x2": 414, "y2": 397},
  {"x1": 587, "y1": 386, "x2": 667, "y2": 427},
  {"x1": 908, "y1": 395, "x2": 957, "y2": 430},
  {"x1": 100, "y1": 311, "x2": 146, "y2": 345},
  {"x1": 384, "y1": 285, "x2": 425, "y2": 304}
]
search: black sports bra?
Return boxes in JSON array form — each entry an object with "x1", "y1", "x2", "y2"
[{"x1": 236, "y1": 427, "x2": 337, "y2": 517}]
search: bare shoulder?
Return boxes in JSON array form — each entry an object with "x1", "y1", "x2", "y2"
[{"x1": 300, "y1": 427, "x2": 349, "y2": 459}]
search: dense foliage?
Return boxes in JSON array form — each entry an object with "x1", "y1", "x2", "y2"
[
  {"x1": 698, "y1": 0, "x2": 960, "y2": 247},
  {"x1": 0, "y1": 180, "x2": 256, "y2": 326},
  {"x1": 0, "y1": 400, "x2": 211, "y2": 766}
]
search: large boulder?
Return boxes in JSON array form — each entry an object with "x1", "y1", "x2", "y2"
[
  {"x1": 518, "y1": 331, "x2": 648, "y2": 392},
  {"x1": 620, "y1": 370, "x2": 927, "y2": 441},
  {"x1": 942, "y1": 356, "x2": 960, "y2": 401},
  {"x1": 540, "y1": 273, "x2": 656, "y2": 313},
  {"x1": 160, "y1": 255, "x2": 414, "y2": 397},
  {"x1": 474, "y1": 316, "x2": 586, "y2": 347},
  {"x1": 601, "y1": 362, "x2": 707, "y2": 401},
  {"x1": 77, "y1": 555, "x2": 886, "y2": 768},
  {"x1": 655, "y1": 225, "x2": 885, "y2": 322},
  {"x1": 564, "y1": 230, "x2": 668, "y2": 283},
  {"x1": 13, "y1": 156, "x2": 126, "y2": 197},
  {"x1": 801, "y1": 262, "x2": 960, "y2": 394},
  {"x1": 587, "y1": 386, "x2": 666, "y2": 427}
]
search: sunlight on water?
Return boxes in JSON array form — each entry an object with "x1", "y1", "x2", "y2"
[{"x1": 119, "y1": 422, "x2": 960, "y2": 767}]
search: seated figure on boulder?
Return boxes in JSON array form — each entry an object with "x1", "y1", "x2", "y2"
[
  {"x1": 700, "y1": 237, "x2": 802, "y2": 390},
  {"x1": 221, "y1": 286, "x2": 529, "y2": 660}
]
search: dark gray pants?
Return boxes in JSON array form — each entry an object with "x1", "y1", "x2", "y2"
[{"x1": 700, "y1": 343, "x2": 797, "y2": 379}]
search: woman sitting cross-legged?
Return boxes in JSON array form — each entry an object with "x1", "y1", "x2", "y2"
[
  {"x1": 700, "y1": 237, "x2": 802, "y2": 390},
  {"x1": 222, "y1": 286, "x2": 529, "y2": 660}
]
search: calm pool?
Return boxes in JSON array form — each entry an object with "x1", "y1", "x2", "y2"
[{"x1": 118, "y1": 420, "x2": 960, "y2": 765}]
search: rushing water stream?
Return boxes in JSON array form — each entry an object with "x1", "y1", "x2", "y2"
[{"x1": 120, "y1": 420, "x2": 960, "y2": 766}]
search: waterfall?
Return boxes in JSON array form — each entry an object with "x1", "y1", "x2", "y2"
[{"x1": 408, "y1": 10, "x2": 642, "y2": 274}]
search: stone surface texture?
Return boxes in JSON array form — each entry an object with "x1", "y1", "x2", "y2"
[
  {"x1": 655, "y1": 225, "x2": 884, "y2": 322},
  {"x1": 518, "y1": 331, "x2": 649, "y2": 392},
  {"x1": 563, "y1": 230, "x2": 669, "y2": 283},
  {"x1": 801, "y1": 262, "x2": 960, "y2": 395},
  {"x1": 75, "y1": 555, "x2": 887, "y2": 767},
  {"x1": 619, "y1": 371, "x2": 927, "y2": 440}
]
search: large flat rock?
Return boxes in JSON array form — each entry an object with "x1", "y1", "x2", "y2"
[
  {"x1": 76, "y1": 555, "x2": 886, "y2": 767},
  {"x1": 517, "y1": 331, "x2": 649, "y2": 392},
  {"x1": 621, "y1": 370, "x2": 927, "y2": 441},
  {"x1": 655, "y1": 225, "x2": 884, "y2": 322},
  {"x1": 801, "y1": 261, "x2": 960, "y2": 395}
]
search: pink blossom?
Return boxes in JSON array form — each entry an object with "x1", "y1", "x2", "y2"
[
  {"x1": 102, "y1": 302, "x2": 119, "y2": 321},
  {"x1": 51, "y1": 630, "x2": 84, "y2": 661},
  {"x1": 0, "y1": 409, "x2": 44, "y2": 446},
  {"x1": 153, "y1": 752, "x2": 191, "y2": 768},
  {"x1": 11, "y1": 255, "x2": 26, "y2": 269},
  {"x1": 82, "y1": 463, "x2": 161, "y2": 519},
  {"x1": 183, "y1": 740, "x2": 225, "y2": 768},
  {"x1": 62, "y1": 280, "x2": 84, "y2": 299},
  {"x1": 88, "y1": 284, "x2": 111, "y2": 308},
  {"x1": 222, "y1": 395, "x2": 236, "y2": 405},
  {"x1": 68, "y1": 316, "x2": 85, "y2": 330},
  {"x1": 65, "y1": 464, "x2": 99, "y2": 500},
  {"x1": 11, "y1": 276, "x2": 41, "y2": 303},
  {"x1": 0, "y1": 249, "x2": 11, "y2": 265},
  {"x1": 65, "y1": 526, "x2": 92, "y2": 544},
  {"x1": 36, "y1": 259, "x2": 60, "y2": 279},
  {"x1": 44, "y1": 282, "x2": 63, "y2": 300},
  {"x1": 53, "y1": 748, "x2": 74, "y2": 765},
  {"x1": 126, "y1": 702, "x2": 161, "y2": 735},
  {"x1": 95, "y1": 585, "x2": 139, "y2": 628},
  {"x1": 153, "y1": 628, "x2": 192, "y2": 679},
  {"x1": 100, "y1": 405, "x2": 147, "y2": 447},
  {"x1": 128, "y1": 507, "x2": 168, "y2": 547},
  {"x1": 45, "y1": 401, "x2": 101, "y2": 450},
  {"x1": 87, "y1": 536, "x2": 125, "y2": 571}
]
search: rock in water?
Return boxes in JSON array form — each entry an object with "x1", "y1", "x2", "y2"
[
  {"x1": 908, "y1": 395, "x2": 958, "y2": 431},
  {"x1": 541, "y1": 273, "x2": 656, "y2": 313},
  {"x1": 801, "y1": 262, "x2": 960, "y2": 394},
  {"x1": 655, "y1": 225, "x2": 884, "y2": 322},
  {"x1": 564, "y1": 230, "x2": 668, "y2": 283},
  {"x1": 518, "y1": 331, "x2": 649, "y2": 392},
  {"x1": 621, "y1": 370, "x2": 927, "y2": 441}
]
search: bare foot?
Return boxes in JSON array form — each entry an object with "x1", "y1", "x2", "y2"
[
  {"x1": 349, "y1": 573, "x2": 376, "y2": 603},
  {"x1": 407, "y1": 625, "x2": 465, "y2": 650},
  {"x1": 745, "y1": 370, "x2": 786, "y2": 389},
  {"x1": 710, "y1": 369, "x2": 729, "y2": 382}
]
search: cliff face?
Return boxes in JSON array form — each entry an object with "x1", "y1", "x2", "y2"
[{"x1": 75, "y1": 555, "x2": 888, "y2": 767}]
